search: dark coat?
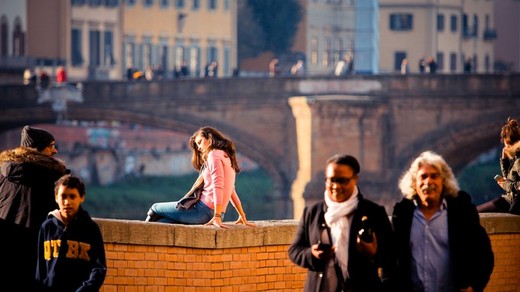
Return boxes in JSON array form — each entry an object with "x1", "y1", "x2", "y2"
[
  {"x1": 288, "y1": 193, "x2": 396, "y2": 292},
  {"x1": 0, "y1": 147, "x2": 67, "y2": 230},
  {"x1": 0, "y1": 147, "x2": 68, "y2": 290},
  {"x1": 392, "y1": 191, "x2": 494, "y2": 292}
]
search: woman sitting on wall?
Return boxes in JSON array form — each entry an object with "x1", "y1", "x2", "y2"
[
  {"x1": 145, "y1": 126, "x2": 256, "y2": 228},
  {"x1": 477, "y1": 117, "x2": 520, "y2": 215}
]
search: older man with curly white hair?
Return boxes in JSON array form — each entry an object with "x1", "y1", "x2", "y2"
[{"x1": 392, "y1": 151, "x2": 494, "y2": 292}]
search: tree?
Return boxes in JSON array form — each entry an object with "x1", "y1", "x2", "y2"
[
  {"x1": 237, "y1": 0, "x2": 266, "y2": 60},
  {"x1": 238, "y1": 0, "x2": 302, "y2": 59}
]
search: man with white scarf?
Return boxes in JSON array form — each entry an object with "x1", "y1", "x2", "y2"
[{"x1": 288, "y1": 154, "x2": 396, "y2": 292}]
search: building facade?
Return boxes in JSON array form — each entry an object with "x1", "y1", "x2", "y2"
[
  {"x1": 69, "y1": 0, "x2": 123, "y2": 80},
  {"x1": 303, "y1": 0, "x2": 356, "y2": 75},
  {"x1": 494, "y1": 0, "x2": 520, "y2": 72},
  {"x1": 0, "y1": 0, "x2": 236, "y2": 82},
  {"x1": 240, "y1": 0, "x2": 378, "y2": 76},
  {"x1": 0, "y1": 0, "x2": 27, "y2": 64},
  {"x1": 379, "y1": 0, "x2": 496, "y2": 74},
  {"x1": 0, "y1": 0, "x2": 503, "y2": 82},
  {"x1": 0, "y1": 0, "x2": 28, "y2": 83},
  {"x1": 123, "y1": 0, "x2": 237, "y2": 79},
  {"x1": 241, "y1": 0, "x2": 379, "y2": 76},
  {"x1": 355, "y1": 0, "x2": 379, "y2": 74},
  {"x1": 20, "y1": 0, "x2": 123, "y2": 82}
]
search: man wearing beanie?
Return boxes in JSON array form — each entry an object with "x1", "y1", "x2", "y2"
[
  {"x1": 0, "y1": 125, "x2": 68, "y2": 290},
  {"x1": 20, "y1": 125, "x2": 58, "y2": 155}
]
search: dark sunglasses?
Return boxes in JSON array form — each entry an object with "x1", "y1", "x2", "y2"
[{"x1": 325, "y1": 176, "x2": 355, "y2": 185}]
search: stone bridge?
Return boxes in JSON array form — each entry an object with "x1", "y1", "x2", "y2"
[{"x1": 1, "y1": 74, "x2": 519, "y2": 218}]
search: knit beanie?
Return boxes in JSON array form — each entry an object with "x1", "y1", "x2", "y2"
[{"x1": 20, "y1": 125, "x2": 55, "y2": 151}]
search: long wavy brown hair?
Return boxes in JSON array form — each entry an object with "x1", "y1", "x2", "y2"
[{"x1": 189, "y1": 126, "x2": 241, "y2": 173}]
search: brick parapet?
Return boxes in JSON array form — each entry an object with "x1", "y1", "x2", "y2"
[
  {"x1": 95, "y1": 214, "x2": 519, "y2": 291},
  {"x1": 478, "y1": 213, "x2": 520, "y2": 292}
]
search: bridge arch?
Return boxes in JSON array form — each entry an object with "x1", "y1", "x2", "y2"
[
  {"x1": 1, "y1": 107, "x2": 294, "y2": 218},
  {"x1": 397, "y1": 112, "x2": 509, "y2": 176},
  {"x1": 58, "y1": 107, "x2": 295, "y2": 218}
]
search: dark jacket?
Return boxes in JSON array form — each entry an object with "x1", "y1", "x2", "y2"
[
  {"x1": 392, "y1": 191, "x2": 494, "y2": 292},
  {"x1": 36, "y1": 207, "x2": 107, "y2": 292},
  {"x1": 0, "y1": 147, "x2": 68, "y2": 290},
  {"x1": 500, "y1": 140, "x2": 520, "y2": 213},
  {"x1": 288, "y1": 193, "x2": 396, "y2": 292},
  {"x1": 0, "y1": 147, "x2": 67, "y2": 230}
]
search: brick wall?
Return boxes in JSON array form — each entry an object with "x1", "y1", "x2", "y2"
[
  {"x1": 96, "y1": 214, "x2": 519, "y2": 291},
  {"x1": 480, "y1": 214, "x2": 520, "y2": 291},
  {"x1": 101, "y1": 244, "x2": 306, "y2": 291}
]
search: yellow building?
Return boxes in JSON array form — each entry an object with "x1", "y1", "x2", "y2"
[
  {"x1": 379, "y1": 0, "x2": 496, "y2": 74},
  {"x1": 69, "y1": 0, "x2": 123, "y2": 80},
  {"x1": 123, "y1": 0, "x2": 237, "y2": 79}
]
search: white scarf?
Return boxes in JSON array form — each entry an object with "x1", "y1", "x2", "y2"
[{"x1": 324, "y1": 186, "x2": 359, "y2": 279}]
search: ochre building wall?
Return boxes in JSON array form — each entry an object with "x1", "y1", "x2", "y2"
[{"x1": 95, "y1": 214, "x2": 519, "y2": 291}]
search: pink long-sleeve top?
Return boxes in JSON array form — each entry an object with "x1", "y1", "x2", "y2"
[{"x1": 199, "y1": 149, "x2": 236, "y2": 211}]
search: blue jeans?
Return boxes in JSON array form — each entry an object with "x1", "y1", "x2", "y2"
[{"x1": 149, "y1": 200, "x2": 218, "y2": 224}]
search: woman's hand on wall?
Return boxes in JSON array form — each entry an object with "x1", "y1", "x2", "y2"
[
  {"x1": 234, "y1": 215, "x2": 256, "y2": 227},
  {"x1": 205, "y1": 216, "x2": 229, "y2": 228}
]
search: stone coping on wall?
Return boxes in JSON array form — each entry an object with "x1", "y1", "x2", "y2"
[
  {"x1": 95, "y1": 218, "x2": 299, "y2": 248},
  {"x1": 94, "y1": 213, "x2": 520, "y2": 249},
  {"x1": 478, "y1": 213, "x2": 520, "y2": 234}
]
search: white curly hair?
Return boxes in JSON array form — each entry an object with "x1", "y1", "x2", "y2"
[{"x1": 398, "y1": 150, "x2": 460, "y2": 199}]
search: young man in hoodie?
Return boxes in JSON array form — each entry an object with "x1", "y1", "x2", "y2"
[
  {"x1": 0, "y1": 125, "x2": 68, "y2": 290},
  {"x1": 35, "y1": 174, "x2": 107, "y2": 291}
]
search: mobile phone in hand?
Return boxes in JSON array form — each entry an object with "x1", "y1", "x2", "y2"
[
  {"x1": 494, "y1": 174, "x2": 503, "y2": 182},
  {"x1": 317, "y1": 241, "x2": 332, "y2": 251}
]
